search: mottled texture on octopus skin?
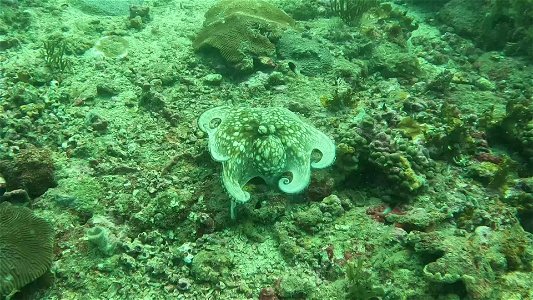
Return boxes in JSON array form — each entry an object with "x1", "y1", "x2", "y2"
[{"x1": 198, "y1": 106, "x2": 336, "y2": 206}]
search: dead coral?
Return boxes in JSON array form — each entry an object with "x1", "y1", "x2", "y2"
[{"x1": 193, "y1": 0, "x2": 295, "y2": 72}]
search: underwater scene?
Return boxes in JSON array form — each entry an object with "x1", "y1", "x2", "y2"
[{"x1": 0, "y1": 0, "x2": 532, "y2": 299}]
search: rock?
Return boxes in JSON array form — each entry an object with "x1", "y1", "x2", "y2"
[
  {"x1": 202, "y1": 73, "x2": 223, "y2": 85},
  {"x1": 438, "y1": 0, "x2": 485, "y2": 39},
  {"x1": 277, "y1": 30, "x2": 333, "y2": 76},
  {"x1": 73, "y1": 0, "x2": 144, "y2": 16}
]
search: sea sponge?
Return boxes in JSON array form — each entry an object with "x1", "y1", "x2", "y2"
[
  {"x1": 86, "y1": 226, "x2": 116, "y2": 256},
  {"x1": 0, "y1": 202, "x2": 54, "y2": 296},
  {"x1": 93, "y1": 36, "x2": 129, "y2": 59},
  {"x1": 193, "y1": 0, "x2": 295, "y2": 72}
]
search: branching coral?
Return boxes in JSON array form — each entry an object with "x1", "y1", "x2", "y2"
[
  {"x1": 329, "y1": 0, "x2": 379, "y2": 25},
  {"x1": 42, "y1": 38, "x2": 72, "y2": 74}
]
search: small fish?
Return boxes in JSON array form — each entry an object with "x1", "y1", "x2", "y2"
[
  {"x1": 0, "y1": 174, "x2": 6, "y2": 196},
  {"x1": 288, "y1": 61, "x2": 297, "y2": 73}
]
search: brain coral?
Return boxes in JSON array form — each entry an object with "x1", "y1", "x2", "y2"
[
  {"x1": 198, "y1": 106, "x2": 336, "y2": 219},
  {"x1": 193, "y1": 0, "x2": 295, "y2": 72},
  {"x1": 0, "y1": 202, "x2": 54, "y2": 296}
]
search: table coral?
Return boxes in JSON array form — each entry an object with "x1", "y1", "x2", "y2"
[
  {"x1": 193, "y1": 0, "x2": 295, "y2": 72},
  {"x1": 198, "y1": 106, "x2": 335, "y2": 218}
]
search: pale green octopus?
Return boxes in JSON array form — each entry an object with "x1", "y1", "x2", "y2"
[{"x1": 198, "y1": 106, "x2": 336, "y2": 219}]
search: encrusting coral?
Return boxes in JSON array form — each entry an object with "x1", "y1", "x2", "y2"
[
  {"x1": 198, "y1": 106, "x2": 336, "y2": 219},
  {"x1": 193, "y1": 0, "x2": 295, "y2": 72}
]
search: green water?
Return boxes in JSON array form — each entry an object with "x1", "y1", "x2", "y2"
[{"x1": 0, "y1": 0, "x2": 532, "y2": 299}]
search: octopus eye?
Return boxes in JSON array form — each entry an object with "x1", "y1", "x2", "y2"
[{"x1": 209, "y1": 118, "x2": 222, "y2": 129}]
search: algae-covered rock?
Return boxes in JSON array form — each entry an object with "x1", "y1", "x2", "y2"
[
  {"x1": 406, "y1": 226, "x2": 533, "y2": 299},
  {"x1": 278, "y1": 272, "x2": 317, "y2": 298},
  {"x1": 438, "y1": 0, "x2": 485, "y2": 39},
  {"x1": 467, "y1": 161, "x2": 501, "y2": 186},
  {"x1": 277, "y1": 30, "x2": 333, "y2": 76},
  {"x1": 439, "y1": 0, "x2": 533, "y2": 59},
  {"x1": 72, "y1": 0, "x2": 144, "y2": 16},
  {"x1": 43, "y1": 175, "x2": 103, "y2": 217},
  {"x1": 0, "y1": 146, "x2": 57, "y2": 198},
  {"x1": 193, "y1": 0, "x2": 295, "y2": 72},
  {"x1": 191, "y1": 248, "x2": 234, "y2": 283},
  {"x1": 370, "y1": 43, "x2": 420, "y2": 79}
]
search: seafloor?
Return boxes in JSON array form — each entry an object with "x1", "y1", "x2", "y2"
[{"x1": 0, "y1": 0, "x2": 532, "y2": 299}]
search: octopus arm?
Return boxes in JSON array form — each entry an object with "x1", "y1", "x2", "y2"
[
  {"x1": 221, "y1": 161, "x2": 259, "y2": 204},
  {"x1": 198, "y1": 106, "x2": 231, "y2": 161},
  {"x1": 309, "y1": 130, "x2": 336, "y2": 169},
  {"x1": 278, "y1": 158, "x2": 311, "y2": 194}
]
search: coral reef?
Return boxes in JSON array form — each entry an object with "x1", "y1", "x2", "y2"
[
  {"x1": 193, "y1": 0, "x2": 295, "y2": 72},
  {"x1": 0, "y1": 202, "x2": 54, "y2": 297},
  {"x1": 370, "y1": 43, "x2": 420, "y2": 79},
  {"x1": 334, "y1": 110, "x2": 434, "y2": 200},
  {"x1": 190, "y1": 247, "x2": 234, "y2": 283},
  {"x1": 198, "y1": 106, "x2": 336, "y2": 218},
  {"x1": 368, "y1": 131, "x2": 427, "y2": 193},
  {"x1": 129, "y1": 5, "x2": 151, "y2": 29},
  {"x1": 488, "y1": 98, "x2": 533, "y2": 173}
]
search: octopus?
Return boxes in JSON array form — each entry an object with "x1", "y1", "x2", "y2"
[{"x1": 198, "y1": 106, "x2": 336, "y2": 218}]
